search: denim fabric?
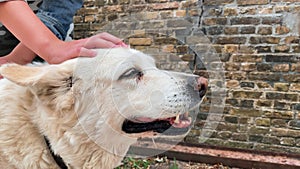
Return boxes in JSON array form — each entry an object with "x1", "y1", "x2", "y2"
[{"x1": 36, "y1": 0, "x2": 83, "y2": 40}]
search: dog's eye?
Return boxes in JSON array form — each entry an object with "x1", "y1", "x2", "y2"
[{"x1": 119, "y1": 68, "x2": 143, "y2": 80}]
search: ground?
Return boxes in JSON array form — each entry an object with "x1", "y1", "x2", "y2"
[{"x1": 116, "y1": 157, "x2": 239, "y2": 169}]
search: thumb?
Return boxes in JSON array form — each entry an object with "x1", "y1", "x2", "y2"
[{"x1": 79, "y1": 47, "x2": 97, "y2": 57}]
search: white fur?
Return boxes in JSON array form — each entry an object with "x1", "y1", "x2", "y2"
[{"x1": 0, "y1": 48, "x2": 200, "y2": 169}]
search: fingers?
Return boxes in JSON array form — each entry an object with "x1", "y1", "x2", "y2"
[
  {"x1": 96, "y1": 32, "x2": 124, "y2": 45},
  {"x1": 48, "y1": 32, "x2": 127, "y2": 63},
  {"x1": 116, "y1": 41, "x2": 129, "y2": 48},
  {"x1": 79, "y1": 47, "x2": 97, "y2": 57},
  {"x1": 86, "y1": 38, "x2": 116, "y2": 49},
  {"x1": 85, "y1": 32, "x2": 128, "y2": 49}
]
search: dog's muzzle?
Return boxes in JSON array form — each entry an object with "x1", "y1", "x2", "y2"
[{"x1": 122, "y1": 76, "x2": 208, "y2": 136}]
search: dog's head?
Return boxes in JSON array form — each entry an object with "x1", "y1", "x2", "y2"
[{"x1": 0, "y1": 48, "x2": 207, "y2": 140}]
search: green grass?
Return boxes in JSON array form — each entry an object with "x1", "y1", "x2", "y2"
[
  {"x1": 115, "y1": 157, "x2": 179, "y2": 169},
  {"x1": 169, "y1": 158, "x2": 179, "y2": 169}
]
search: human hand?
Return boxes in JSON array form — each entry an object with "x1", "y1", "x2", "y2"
[
  {"x1": 46, "y1": 32, "x2": 128, "y2": 64},
  {"x1": 0, "y1": 57, "x2": 8, "y2": 66},
  {"x1": 78, "y1": 32, "x2": 128, "y2": 58},
  {"x1": 83, "y1": 32, "x2": 128, "y2": 49}
]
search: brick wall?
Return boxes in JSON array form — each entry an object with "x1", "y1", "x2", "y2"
[{"x1": 74, "y1": 0, "x2": 300, "y2": 154}]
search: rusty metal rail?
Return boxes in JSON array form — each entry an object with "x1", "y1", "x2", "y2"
[{"x1": 128, "y1": 140, "x2": 300, "y2": 169}]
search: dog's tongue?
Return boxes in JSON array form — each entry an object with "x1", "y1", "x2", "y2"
[
  {"x1": 132, "y1": 112, "x2": 192, "y2": 129},
  {"x1": 169, "y1": 112, "x2": 191, "y2": 128}
]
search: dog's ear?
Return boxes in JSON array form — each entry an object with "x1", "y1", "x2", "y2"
[
  {"x1": 0, "y1": 63, "x2": 73, "y2": 86},
  {"x1": 1, "y1": 63, "x2": 75, "y2": 112}
]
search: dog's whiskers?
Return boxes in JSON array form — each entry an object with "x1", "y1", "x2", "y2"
[{"x1": 151, "y1": 138, "x2": 157, "y2": 149}]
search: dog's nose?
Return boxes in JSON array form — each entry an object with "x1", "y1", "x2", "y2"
[{"x1": 197, "y1": 77, "x2": 208, "y2": 98}]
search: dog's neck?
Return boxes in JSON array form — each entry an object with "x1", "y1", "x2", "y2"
[
  {"x1": 27, "y1": 85, "x2": 137, "y2": 168},
  {"x1": 39, "y1": 110, "x2": 136, "y2": 168},
  {"x1": 44, "y1": 136, "x2": 68, "y2": 169},
  {"x1": 45, "y1": 130, "x2": 136, "y2": 168}
]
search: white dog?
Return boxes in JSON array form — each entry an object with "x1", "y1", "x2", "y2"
[{"x1": 0, "y1": 48, "x2": 207, "y2": 169}]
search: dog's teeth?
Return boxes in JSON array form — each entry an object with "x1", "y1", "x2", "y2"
[
  {"x1": 174, "y1": 114, "x2": 180, "y2": 124},
  {"x1": 183, "y1": 112, "x2": 189, "y2": 119}
]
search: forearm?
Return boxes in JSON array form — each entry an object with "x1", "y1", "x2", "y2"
[
  {"x1": 0, "y1": 1, "x2": 126, "y2": 65},
  {"x1": 4, "y1": 43, "x2": 36, "y2": 65},
  {"x1": 0, "y1": 1, "x2": 62, "y2": 62}
]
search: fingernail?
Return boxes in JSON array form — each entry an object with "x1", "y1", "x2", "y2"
[
  {"x1": 113, "y1": 45, "x2": 122, "y2": 48},
  {"x1": 117, "y1": 42, "x2": 129, "y2": 48},
  {"x1": 122, "y1": 43, "x2": 129, "y2": 47}
]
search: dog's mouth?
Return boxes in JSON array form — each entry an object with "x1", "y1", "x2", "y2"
[{"x1": 122, "y1": 112, "x2": 192, "y2": 135}]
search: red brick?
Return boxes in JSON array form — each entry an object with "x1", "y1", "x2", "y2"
[
  {"x1": 203, "y1": 18, "x2": 227, "y2": 25},
  {"x1": 215, "y1": 37, "x2": 247, "y2": 44},
  {"x1": 250, "y1": 37, "x2": 281, "y2": 44},
  {"x1": 282, "y1": 0, "x2": 300, "y2": 2},
  {"x1": 261, "y1": 17, "x2": 282, "y2": 24},
  {"x1": 275, "y1": 45, "x2": 290, "y2": 52},
  {"x1": 240, "y1": 26, "x2": 256, "y2": 34},
  {"x1": 275, "y1": 6, "x2": 291, "y2": 13},
  {"x1": 283, "y1": 74, "x2": 300, "y2": 83},
  {"x1": 231, "y1": 17, "x2": 260, "y2": 25},
  {"x1": 224, "y1": 27, "x2": 239, "y2": 34},
  {"x1": 103, "y1": 5, "x2": 123, "y2": 12},
  {"x1": 129, "y1": 38, "x2": 152, "y2": 46},
  {"x1": 152, "y1": 2, "x2": 179, "y2": 10},
  {"x1": 273, "y1": 64, "x2": 290, "y2": 72},
  {"x1": 240, "y1": 7, "x2": 256, "y2": 15},
  {"x1": 239, "y1": 45, "x2": 256, "y2": 54},
  {"x1": 285, "y1": 36, "x2": 299, "y2": 44},
  {"x1": 203, "y1": 0, "x2": 234, "y2": 5},
  {"x1": 78, "y1": 8, "x2": 98, "y2": 15},
  {"x1": 258, "y1": 7, "x2": 273, "y2": 14},
  {"x1": 276, "y1": 26, "x2": 290, "y2": 35},
  {"x1": 291, "y1": 63, "x2": 300, "y2": 72},
  {"x1": 225, "y1": 63, "x2": 240, "y2": 71},
  {"x1": 255, "y1": 46, "x2": 272, "y2": 53},
  {"x1": 274, "y1": 83, "x2": 290, "y2": 92},
  {"x1": 240, "y1": 63, "x2": 256, "y2": 71},
  {"x1": 145, "y1": 12, "x2": 159, "y2": 20},
  {"x1": 249, "y1": 72, "x2": 281, "y2": 81},
  {"x1": 226, "y1": 80, "x2": 240, "y2": 88},
  {"x1": 224, "y1": 45, "x2": 239, "y2": 53},
  {"x1": 290, "y1": 83, "x2": 300, "y2": 91},
  {"x1": 162, "y1": 45, "x2": 176, "y2": 53},
  {"x1": 232, "y1": 54, "x2": 263, "y2": 62},
  {"x1": 225, "y1": 72, "x2": 247, "y2": 80},
  {"x1": 258, "y1": 27, "x2": 272, "y2": 35},
  {"x1": 175, "y1": 10, "x2": 186, "y2": 17},
  {"x1": 224, "y1": 8, "x2": 238, "y2": 16},
  {"x1": 207, "y1": 8, "x2": 222, "y2": 16},
  {"x1": 237, "y1": 0, "x2": 268, "y2": 5},
  {"x1": 84, "y1": 15, "x2": 95, "y2": 22},
  {"x1": 181, "y1": 0, "x2": 198, "y2": 8}
]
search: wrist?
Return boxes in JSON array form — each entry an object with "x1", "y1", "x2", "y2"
[
  {"x1": 38, "y1": 38, "x2": 64, "y2": 63},
  {"x1": 3, "y1": 43, "x2": 37, "y2": 65},
  {"x1": 0, "y1": 56, "x2": 9, "y2": 65},
  {"x1": 42, "y1": 39, "x2": 87, "y2": 64}
]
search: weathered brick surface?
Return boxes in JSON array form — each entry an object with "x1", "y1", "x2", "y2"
[
  {"x1": 74, "y1": 0, "x2": 300, "y2": 154},
  {"x1": 237, "y1": 0, "x2": 269, "y2": 5}
]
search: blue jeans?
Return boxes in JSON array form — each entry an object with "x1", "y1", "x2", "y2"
[{"x1": 36, "y1": 0, "x2": 83, "y2": 40}]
